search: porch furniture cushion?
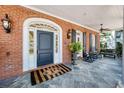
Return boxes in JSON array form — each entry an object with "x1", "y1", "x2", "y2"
[
  {"x1": 30, "y1": 63, "x2": 71, "y2": 85},
  {"x1": 100, "y1": 49, "x2": 116, "y2": 58}
]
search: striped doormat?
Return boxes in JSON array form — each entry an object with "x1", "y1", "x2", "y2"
[{"x1": 30, "y1": 63, "x2": 71, "y2": 85}]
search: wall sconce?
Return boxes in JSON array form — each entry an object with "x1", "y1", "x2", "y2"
[
  {"x1": 67, "y1": 29, "x2": 72, "y2": 39},
  {"x1": 1, "y1": 14, "x2": 11, "y2": 33}
]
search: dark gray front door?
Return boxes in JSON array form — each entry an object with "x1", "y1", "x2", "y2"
[{"x1": 37, "y1": 30, "x2": 54, "y2": 67}]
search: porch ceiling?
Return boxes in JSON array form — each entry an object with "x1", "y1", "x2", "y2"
[{"x1": 29, "y1": 5, "x2": 123, "y2": 31}]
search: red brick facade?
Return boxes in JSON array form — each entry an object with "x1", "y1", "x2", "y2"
[{"x1": 0, "y1": 5, "x2": 100, "y2": 80}]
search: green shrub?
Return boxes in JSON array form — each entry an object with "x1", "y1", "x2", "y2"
[
  {"x1": 116, "y1": 42, "x2": 122, "y2": 57},
  {"x1": 69, "y1": 42, "x2": 83, "y2": 53}
]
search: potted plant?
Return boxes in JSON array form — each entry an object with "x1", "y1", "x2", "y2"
[
  {"x1": 69, "y1": 42, "x2": 83, "y2": 65},
  {"x1": 116, "y1": 42, "x2": 122, "y2": 57}
]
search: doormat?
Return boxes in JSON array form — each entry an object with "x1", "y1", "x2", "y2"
[{"x1": 30, "y1": 63, "x2": 72, "y2": 85}]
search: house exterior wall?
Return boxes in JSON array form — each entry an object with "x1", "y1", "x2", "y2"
[{"x1": 0, "y1": 5, "x2": 100, "y2": 80}]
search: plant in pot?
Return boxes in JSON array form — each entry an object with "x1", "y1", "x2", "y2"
[
  {"x1": 116, "y1": 42, "x2": 122, "y2": 57},
  {"x1": 69, "y1": 42, "x2": 83, "y2": 65}
]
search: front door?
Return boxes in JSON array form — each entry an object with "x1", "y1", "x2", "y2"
[{"x1": 37, "y1": 30, "x2": 54, "y2": 67}]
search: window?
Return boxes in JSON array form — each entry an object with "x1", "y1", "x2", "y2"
[
  {"x1": 56, "y1": 34, "x2": 58, "y2": 53},
  {"x1": 83, "y1": 32, "x2": 86, "y2": 52}
]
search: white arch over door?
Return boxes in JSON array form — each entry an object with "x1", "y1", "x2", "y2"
[{"x1": 23, "y1": 18, "x2": 63, "y2": 72}]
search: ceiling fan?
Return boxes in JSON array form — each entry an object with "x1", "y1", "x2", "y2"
[{"x1": 100, "y1": 24, "x2": 111, "y2": 32}]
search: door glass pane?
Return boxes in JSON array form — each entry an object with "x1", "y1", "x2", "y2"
[
  {"x1": 40, "y1": 34, "x2": 51, "y2": 49},
  {"x1": 29, "y1": 31, "x2": 34, "y2": 54}
]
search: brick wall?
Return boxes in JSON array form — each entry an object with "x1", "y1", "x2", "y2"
[{"x1": 0, "y1": 5, "x2": 100, "y2": 80}]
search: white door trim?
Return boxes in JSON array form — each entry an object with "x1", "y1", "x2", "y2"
[{"x1": 23, "y1": 18, "x2": 63, "y2": 72}]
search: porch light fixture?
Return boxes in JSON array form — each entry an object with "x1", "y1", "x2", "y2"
[
  {"x1": 67, "y1": 29, "x2": 72, "y2": 39},
  {"x1": 1, "y1": 14, "x2": 11, "y2": 33}
]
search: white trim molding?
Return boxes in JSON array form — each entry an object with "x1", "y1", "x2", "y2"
[
  {"x1": 23, "y1": 18, "x2": 63, "y2": 72},
  {"x1": 22, "y1": 5, "x2": 99, "y2": 33}
]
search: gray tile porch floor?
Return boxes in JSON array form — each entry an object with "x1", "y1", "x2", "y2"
[{"x1": 0, "y1": 57, "x2": 122, "y2": 88}]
